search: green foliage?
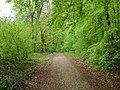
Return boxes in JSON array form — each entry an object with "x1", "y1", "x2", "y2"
[
  {"x1": 0, "y1": 18, "x2": 32, "y2": 64},
  {"x1": 0, "y1": 17, "x2": 33, "y2": 90},
  {"x1": 0, "y1": 74, "x2": 28, "y2": 90},
  {"x1": 48, "y1": 0, "x2": 120, "y2": 73},
  {"x1": 0, "y1": 0, "x2": 52, "y2": 89},
  {"x1": 0, "y1": 0, "x2": 119, "y2": 89}
]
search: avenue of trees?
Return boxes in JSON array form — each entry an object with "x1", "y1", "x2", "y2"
[
  {"x1": 0, "y1": 0, "x2": 119, "y2": 89},
  {"x1": 49, "y1": 0, "x2": 120, "y2": 71}
]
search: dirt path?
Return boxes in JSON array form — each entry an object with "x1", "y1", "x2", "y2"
[
  {"x1": 26, "y1": 53, "x2": 120, "y2": 90},
  {"x1": 50, "y1": 53, "x2": 93, "y2": 90}
]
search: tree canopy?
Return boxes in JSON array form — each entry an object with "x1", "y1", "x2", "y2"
[{"x1": 0, "y1": 0, "x2": 120, "y2": 89}]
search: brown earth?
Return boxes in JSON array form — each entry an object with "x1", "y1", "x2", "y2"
[{"x1": 25, "y1": 53, "x2": 120, "y2": 90}]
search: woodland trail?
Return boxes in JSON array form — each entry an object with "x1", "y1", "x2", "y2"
[{"x1": 26, "y1": 53, "x2": 120, "y2": 90}]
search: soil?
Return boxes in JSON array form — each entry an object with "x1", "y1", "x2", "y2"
[{"x1": 25, "y1": 53, "x2": 120, "y2": 90}]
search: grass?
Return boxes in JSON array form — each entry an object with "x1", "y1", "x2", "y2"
[
  {"x1": 29, "y1": 53, "x2": 52, "y2": 63},
  {"x1": 65, "y1": 51, "x2": 83, "y2": 58}
]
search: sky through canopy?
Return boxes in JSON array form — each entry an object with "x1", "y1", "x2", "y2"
[{"x1": 0, "y1": 0, "x2": 14, "y2": 17}]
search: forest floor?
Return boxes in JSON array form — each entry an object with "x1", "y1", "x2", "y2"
[{"x1": 25, "y1": 53, "x2": 120, "y2": 90}]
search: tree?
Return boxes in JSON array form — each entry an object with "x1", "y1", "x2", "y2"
[{"x1": 6, "y1": 0, "x2": 52, "y2": 52}]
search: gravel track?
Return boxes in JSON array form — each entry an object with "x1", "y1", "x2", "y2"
[{"x1": 25, "y1": 53, "x2": 120, "y2": 90}]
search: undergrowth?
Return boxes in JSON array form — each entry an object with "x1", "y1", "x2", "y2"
[{"x1": 0, "y1": 53, "x2": 51, "y2": 90}]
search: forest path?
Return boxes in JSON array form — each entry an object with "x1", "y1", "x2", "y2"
[
  {"x1": 26, "y1": 53, "x2": 93, "y2": 90},
  {"x1": 25, "y1": 53, "x2": 120, "y2": 90},
  {"x1": 49, "y1": 53, "x2": 93, "y2": 90}
]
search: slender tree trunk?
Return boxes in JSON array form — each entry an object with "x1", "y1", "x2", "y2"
[
  {"x1": 36, "y1": 0, "x2": 44, "y2": 52},
  {"x1": 31, "y1": 0, "x2": 44, "y2": 52}
]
